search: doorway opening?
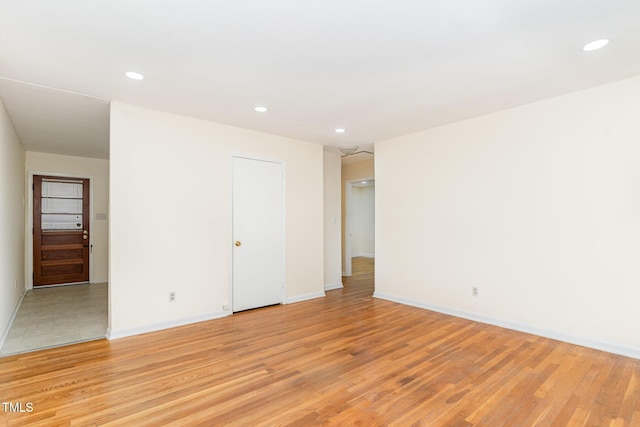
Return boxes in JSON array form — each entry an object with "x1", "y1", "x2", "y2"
[
  {"x1": 0, "y1": 172, "x2": 108, "y2": 356},
  {"x1": 344, "y1": 178, "x2": 375, "y2": 277}
]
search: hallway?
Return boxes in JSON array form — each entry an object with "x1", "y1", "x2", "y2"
[
  {"x1": 342, "y1": 256, "x2": 374, "y2": 297},
  {"x1": 0, "y1": 283, "x2": 107, "y2": 356}
]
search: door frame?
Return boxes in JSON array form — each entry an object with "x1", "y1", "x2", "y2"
[
  {"x1": 344, "y1": 176, "x2": 374, "y2": 277},
  {"x1": 229, "y1": 154, "x2": 287, "y2": 312},
  {"x1": 27, "y1": 171, "x2": 95, "y2": 290}
]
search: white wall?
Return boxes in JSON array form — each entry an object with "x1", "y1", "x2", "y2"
[
  {"x1": 0, "y1": 98, "x2": 25, "y2": 347},
  {"x1": 109, "y1": 102, "x2": 324, "y2": 337},
  {"x1": 352, "y1": 185, "x2": 375, "y2": 257},
  {"x1": 323, "y1": 151, "x2": 342, "y2": 290},
  {"x1": 375, "y1": 76, "x2": 640, "y2": 359},
  {"x1": 25, "y1": 152, "x2": 109, "y2": 284}
]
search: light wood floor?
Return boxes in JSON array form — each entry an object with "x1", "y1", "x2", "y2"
[{"x1": 1, "y1": 257, "x2": 639, "y2": 426}]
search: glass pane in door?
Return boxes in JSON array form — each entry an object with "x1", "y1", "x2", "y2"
[{"x1": 41, "y1": 179, "x2": 84, "y2": 230}]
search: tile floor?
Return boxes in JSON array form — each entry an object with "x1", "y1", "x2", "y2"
[{"x1": 0, "y1": 282, "x2": 108, "y2": 356}]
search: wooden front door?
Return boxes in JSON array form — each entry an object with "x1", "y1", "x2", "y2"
[{"x1": 33, "y1": 175, "x2": 90, "y2": 287}]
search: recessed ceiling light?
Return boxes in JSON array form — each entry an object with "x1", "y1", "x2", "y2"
[
  {"x1": 583, "y1": 39, "x2": 609, "y2": 52},
  {"x1": 254, "y1": 106, "x2": 268, "y2": 112},
  {"x1": 335, "y1": 128, "x2": 346, "y2": 133},
  {"x1": 125, "y1": 71, "x2": 144, "y2": 80}
]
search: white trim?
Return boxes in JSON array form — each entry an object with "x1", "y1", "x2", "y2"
[
  {"x1": 107, "y1": 310, "x2": 230, "y2": 340},
  {"x1": 281, "y1": 162, "x2": 287, "y2": 306},
  {"x1": 27, "y1": 171, "x2": 95, "y2": 290},
  {"x1": 0, "y1": 290, "x2": 26, "y2": 350},
  {"x1": 344, "y1": 180, "x2": 353, "y2": 277},
  {"x1": 352, "y1": 253, "x2": 375, "y2": 258},
  {"x1": 324, "y1": 282, "x2": 343, "y2": 291},
  {"x1": 227, "y1": 157, "x2": 235, "y2": 317},
  {"x1": 286, "y1": 291, "x2": 325, "y2": 304},
  {"x1": 32, "y1": 281, "x2": 89, "y2": 289},
  {"x1": 373, "y1": 291, "x2": 640, "y2": 360}
]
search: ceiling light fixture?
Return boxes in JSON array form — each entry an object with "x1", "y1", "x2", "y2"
[
  {"x1": 335, "y1": 128, "x2": 346, "y2": 133},
  {"x1": 339, "y1": 146, "x2": 359, "y2": 155},
  {"x1": 338, "y1": 146, "x2": 374, "y2": 157},
  {"x1": 125, "y1": 71, "x2": 144, "y2": 80},
  {"x1": 583, "y1": 39, "x2": 609, "y2": 52},
  {"x1": 254, "y1": 106, "x2": 268, "y2": 112}
]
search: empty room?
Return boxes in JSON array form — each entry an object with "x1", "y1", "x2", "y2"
[{"x1": 1, "y1": 1, "x2": 640, "y2": 425}]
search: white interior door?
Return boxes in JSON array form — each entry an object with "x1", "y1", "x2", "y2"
[{"x1": 232, "y1": 157, "x2": 285, "y2": 312}]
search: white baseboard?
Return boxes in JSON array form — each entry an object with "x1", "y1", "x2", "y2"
[
  {"x1": 107, "y1": 310, "x2": 230, "y2": 340},
  {"x1": 352, "y1": 253, "x2": 375, "y2": 258},
  {"x1": 373, "y1": 291, "x2": 640, "y2": 360},
  {"x1": 0, "y1": 291, "x2": 26, "y2": 350},
  {"x1": 286, "y1": 291, "x2": 325, "y2": 304},
  {"x1": 108, "y1": 291, "x2": 327, "y2": 340},
  {"x1": 324, "y1": 282, "x2": 343, "y2": 291}
]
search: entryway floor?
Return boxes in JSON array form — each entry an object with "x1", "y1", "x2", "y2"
[{"x1": 0, "y1": 282, "x2": 107, "y2": 356}]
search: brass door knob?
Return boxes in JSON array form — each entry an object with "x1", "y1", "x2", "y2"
[
  {"x1": 235, "y1": 241, "x2": 242, "y2": 247},
  {"x1": 83, "y1": 235, "x2": 88, "y2": 240}
]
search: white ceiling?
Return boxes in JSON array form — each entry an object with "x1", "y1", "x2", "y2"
[{"x1": 1, "y1": 1, "x2": 639, "y2": 160}]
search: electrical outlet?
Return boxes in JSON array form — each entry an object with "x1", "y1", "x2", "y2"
[
  {"x1": 472, "y1": 287, "x2": 479, "y2": 297},
  {"x1": 169, "y1": 292, "x2": 176, "y2": 302},
  {"x1": 223, "y1": 304, "x2": 230, "y2": 311}
]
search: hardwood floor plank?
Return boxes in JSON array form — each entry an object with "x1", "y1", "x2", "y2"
[
  {"x1": 1, "y1": 257, "x2": 639, "y2": 426},
  {"x1": 621, "y1": 370, "x2": 640, "y2": 421}
]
